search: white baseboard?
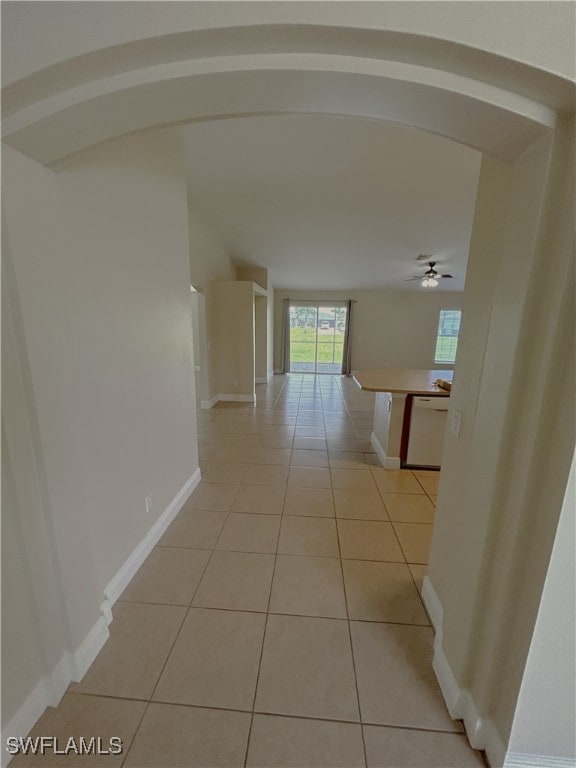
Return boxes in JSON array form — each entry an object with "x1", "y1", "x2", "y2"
[
  {"x1": 71, "y1": 616, "x2": 110, "y2": 682},
  {"x1": 370, "y1": 432, "x2": 401, "y2": 469},
  {"x1": 274, "y1": 368, "x2": 285, "y2": 374},
  {"x1": 1, "y1": 470, "x2": 202, "y2": 766},
  {"x1": 2, "y1": 678, "x2": 52, "y2": 767},
  {"x1": 504, "y1": 754, "x2": 576, "y2": 768},
  {"x1": 104, "y1": 469, "x2": 201, "y2": 607},
  {"x1": 200, "y1": 395, "x2": 219, "y2": 409},
  {"x1": 217, "y1": 393, "x2": 256, "y2": 403},
  {"x1": 421, "y1": 575, "x2": 444, "y2": 630},
  {"x1": 255, "y1": 373, "x2": 273, "y2": 384},
  {"x1": 422, "y1": 576, "x2": 506, "y2": 767}
]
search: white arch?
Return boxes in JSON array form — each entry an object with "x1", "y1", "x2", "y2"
[{"x1": 2, "y1": 22, "x2": 567, "y2": 165}]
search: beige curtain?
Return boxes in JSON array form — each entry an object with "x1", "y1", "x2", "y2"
[
  {"x1": 280, "y1": 298, "x2": 291, "y2": 373},
  {"x1": 341, "y1": 300, "x2": 353, "y2": 375}
]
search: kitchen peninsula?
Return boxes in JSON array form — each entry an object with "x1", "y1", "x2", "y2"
[{"x1": 354, "y1": 369, "x2": 453, "y2": 469}]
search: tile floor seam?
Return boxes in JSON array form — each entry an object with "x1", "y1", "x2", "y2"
[
  {"x1": 65, "y1": 691, "x2": 471, "y2": 737},
  {"x1": 118, "y1": 699, "x2": 151, "y2": 767},
  {"x1": 243, "y1": 472, "x2": 283, "y2": 768},
  {"x1": 146, "y1": 519, "x2": 222, "y2": 704},
  {"x1": 330, "y1": 475, "x2": 369, "y2": 768}
]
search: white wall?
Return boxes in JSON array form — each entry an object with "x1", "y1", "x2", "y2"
[
  {"x1": 209, "y1": 281, "x2": 256, "y2": 399},
  {"x1": 186, "y1": 150, "x2": 237, "y2": 404},
  {"x1": 274, "y1": 289, "x2": 461, "y2": 372},
  {"x1": 507, "y1": 456, "x2": 576, "y2": 762},
  {"x1": 2, "y1": 127, "x2": 198, "y2": 731},
  {"x1": 426, "y1": 118, "x2": 575, "y2": 764},
  {"x1": 267, "y1": 279, "x2": 275, "y2": 380},
  {"x1": 254, "y1": 296, "x2": 268, "y2": 381},
  {"x1": 187, "y1": 206, "x2": 236, "y2": 291},
  {"x1": 4, "y1": 2, "x2": 573, "y2": 87}
]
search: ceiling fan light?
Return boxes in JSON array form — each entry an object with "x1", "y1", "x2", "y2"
[
  {"x1": 429, "y1": 278, "x2": 438, "y2": 287},
  {"x1": 422, "y1": 278, "x2": 429, "y2": 287}
]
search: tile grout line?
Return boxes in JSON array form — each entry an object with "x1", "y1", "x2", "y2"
[
  {"x1": 330, "y1": 464, "x2": 369, "y2": 768},
  {"x1": 115, "y1": 598, "x2": 431, "y2": 627},
  {"x1": 74, "y1": 690, "x2": 468, "y2": 737},
  {"x1": 146, "y1": 478, "x2": 244, "y2": 707},
  {"x1": 242, "y1": 473, "x2": 283, "y2": 768}
]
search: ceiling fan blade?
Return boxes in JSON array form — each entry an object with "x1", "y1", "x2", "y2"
[
  {"x1": 404, "y1": 277, "x2": 425, "y2": 281},
  {"x1": 440, "y1": 274, "x2": 454, "y2": 279}
]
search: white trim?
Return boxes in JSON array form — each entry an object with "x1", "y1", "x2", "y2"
[
  {"x1": 0, "y1": 621, "x2": 111, "y2": 768},
  {"x1": 255, "y1": 377, "x2": 268, "y2": 384},
  {"x1": 100, "y1": 599, "x2": 113, "y2": 626},
  {"x1": 2, "y1": 679, "x2": 51, "y2": 767},
  {"x1": 71, "y1": 615, "x2": 110, "y2": 681},
  {"x1": 46, "y1": 654, "x2": 73, "y2": 705},
  {"x1": 421, "y1": 575, "x2": 444, "y2": 631},
  {"x1": 0, "y1": 471, "x2": 202, "y2": 765},
  {"x1": 103, "y1": 469, "x2": 201, "y2": 608},
  {"x1": 422, "y1": 576, "x2": 507, "y2": 767},
  {"x1": 504, "y1": 754, "x2": 576, "y2": 768},
  {"x1": 370, "y1": 431, "x2": 401, "y2": 469},
  {"x1": 217, "y1": 393, "x2": 256, "y2": 403},
  {"x1": 274, "y1": 368, "x2": 285, "y2": 374},
  {"x1": 200, "y1": 394, "x2": 219, "y2": 409}
]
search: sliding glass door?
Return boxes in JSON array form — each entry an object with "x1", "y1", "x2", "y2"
[{"x1": 289, "y1": 304, "x2": 347, "y2": 373}]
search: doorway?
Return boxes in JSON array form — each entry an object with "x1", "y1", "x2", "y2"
[{"x1": 289, "y1": 303, "x2": 348, "y2": 374}]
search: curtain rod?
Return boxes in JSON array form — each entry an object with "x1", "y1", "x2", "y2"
[{"x1": 285, "y1": 298, "x2": 357, "y2": 303}]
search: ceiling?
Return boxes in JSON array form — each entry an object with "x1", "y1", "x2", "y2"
[{"x1": 185, "y1": 115, "x2": 481, "y2": 291}]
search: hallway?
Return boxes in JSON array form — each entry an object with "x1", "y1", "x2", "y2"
[{"x1": 16, "y1": 375, "x2": 485, "y2": 767}]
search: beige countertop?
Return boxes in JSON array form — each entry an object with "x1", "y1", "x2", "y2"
[{"x1": 353, "y1": 368, "x2": 453, "y2": 396}]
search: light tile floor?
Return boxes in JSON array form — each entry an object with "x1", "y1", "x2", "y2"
[{"x1": 16, "y1": 375, "x2": 485, "y2": 767}]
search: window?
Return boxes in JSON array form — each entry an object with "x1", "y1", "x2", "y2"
[{"x1": 435, "y1": 309, "x2": 462, "y2": 364}]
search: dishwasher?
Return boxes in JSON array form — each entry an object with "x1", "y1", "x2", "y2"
[{"x1": 405, "y1": 396, "x2": 450, "y2": 469}]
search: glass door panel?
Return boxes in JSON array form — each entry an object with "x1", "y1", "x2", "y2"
[{"x1": 289, "y1": 303, "x2": 347, "y2": 374}]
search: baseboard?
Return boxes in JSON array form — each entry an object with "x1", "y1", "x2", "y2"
[
  {"x1": 422, "y1": 576, "x2": 506, "y2": 767},
  {"x1": 370, "y1": 432, "x2": 401, "y2": 469},
  {"x1": 104, "y1": 469, "x2": 201, "y2": 607},
  {"x1": 255, "y1": 377, "x2": 268, "y2": 384},
  {"x1": 504, "y1": 753, "x2": 576, "y2": 768},
  {"x1": 1, "y1": 678, "x2": 51, "y2": 767},
  {"x1": 201, "y1": 395, "x2": 219, "y2": 409},
  {"x1": 47, "y1": 654, "x2": 73, "y2": 705},
  {"x1": 1, "y1": 472, "x2": 201, "y2": 766},
  {"x1": 71, "y1": 615, "x2": 110, "y2": 681},
  {"x1": 274, "y1": 368, "x2": 285, "y2": 374},
  {"x1": 421, "y1": 575, "x2": 444, "y2": 631},
  {"x1": 217, "y1": 393, "x2": 256, "y2": 403}
]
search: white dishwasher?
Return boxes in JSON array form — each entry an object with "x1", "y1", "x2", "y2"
[{"x1": 406, "y1": 396, "x2": 450, "y2": 469}]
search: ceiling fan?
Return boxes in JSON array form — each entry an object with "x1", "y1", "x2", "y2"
[{"x1": 405, "y1": 261, "x2": 455, "y2": 288}]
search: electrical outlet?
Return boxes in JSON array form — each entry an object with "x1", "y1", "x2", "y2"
[
  {"x1": 145, "y1": 494, "x2": 153, "y2": 514},
  {"x1": 233, "y1": 379, "x2": 239, "y2": 389}
]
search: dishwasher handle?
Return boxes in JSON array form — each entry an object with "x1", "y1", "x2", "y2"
[{"x1": 413, "y1": 396, "x2": 450, "y2": 412}]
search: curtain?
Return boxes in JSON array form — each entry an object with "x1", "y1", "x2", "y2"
[
  {"x1": 341, "y1": 299, "x2": 353, "y2": 375},
  {"x1": 280, "y1": 298, "x2": 291, "y2": 373}
]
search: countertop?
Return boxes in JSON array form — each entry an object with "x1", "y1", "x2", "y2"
[{"x1": 353, "y1": 368, "x2": 453, "y2": 396}]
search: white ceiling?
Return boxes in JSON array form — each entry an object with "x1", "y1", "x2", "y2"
[{"x1": 185, "y1": 115, "x2": 481, "y2": 291}]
